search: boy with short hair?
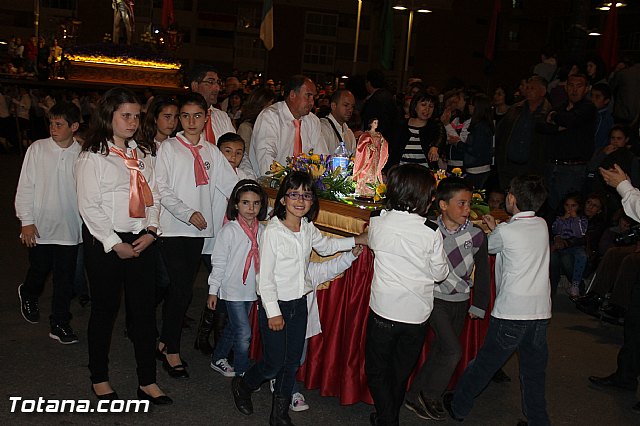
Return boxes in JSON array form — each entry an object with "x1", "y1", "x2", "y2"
[
  {"x1": 445, "y1": 174, "x2": 551, "y2": 425},
  {"x1": 217, "y1": 132, "x2": 255, "y2": 179},
  {"x1": 405, "y1": 176, "x2": 490, "y2": 421},
  {"x1": 15, "y1": 102, "x2": 83, "y2": 344}
]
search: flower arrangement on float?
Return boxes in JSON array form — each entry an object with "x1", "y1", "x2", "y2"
[{"x1": 264, "y1": 151, "x2": 357, "y2": 202}]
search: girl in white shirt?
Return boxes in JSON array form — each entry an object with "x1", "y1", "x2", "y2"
[
  {"x1": 207, "y1": 180, "x2": 267, "y2": 377},
  {"x1": 366, "y1": 163, "x2": 449, "y2": 426},
  {"x1": 232, "y1": 170, "x2": 367, "y2": 424},
  {"x1": 154, "y1": 92, "x2": 237, "y2": 379},
  {"x1": 76, "y1": 87, "x2": 171, "y2": 405}
]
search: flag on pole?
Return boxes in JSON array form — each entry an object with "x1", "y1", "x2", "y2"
[
  {"x1": 598, "y1": 4, "x2": 619, "y2": 73},
  {"x1": 162, "y1": 0, "x2": 174, "y2": 29},
  {"x1": 380, "y1": 0, "x2": 394, "y2": 70},
  {"x1": 260, "y1": 0, "x2": 274, "y2": 51}
]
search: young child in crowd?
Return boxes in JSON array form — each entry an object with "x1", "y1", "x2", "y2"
[
  {"x1": 139, "y1": 96, "x2": 179, "y2": 149},
  {"x1": 551, "y1": 193, "x2": 588, "y2": 298},
  {"x1": 487, "y1": 188, "x2": 506, "y2": 211},
  {"x1": 208, "y1": 180, "x2": 268, "y2": 377},
  {"x1": 404, "y1": 177, "x2": 490, "y2": 421},
  {"x1": 232, "y1": 171, "x2": 367, "y2": 425},
  {"x1": 76, "y1": 87, "x2": 170, "y2": 403},
  {"x1": 15, "y1": 102, "x2": 82, "y2": 344},
  {"x1": 194, "y1": 132, "x2": 257, "y2": 358},
  {"x1": 217, "y1": 132, "x2": 256, "y2": 180},
  {"x1": 366, "y1": 164, "x2": 449, "y2": 426},
  {"x1": 445, "y1": 174, "x2": 551, "y2": 425},
  {"x1": 155, "y1": 92, "x2": 238, "y2": 379}
]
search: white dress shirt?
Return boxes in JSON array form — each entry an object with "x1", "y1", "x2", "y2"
[
  {"x1": 155, "y1": 131, "x2": 238, "y2": 238},
  {"x1": 75, "y1": 140, "x2": 160, "y2": 253},
  {"x1": 305, "y1": 251, "x2": 358, "y2": 339},
  {"x1": 320, "y1": 113, "x2": 357, "y2": 154},
  {"x1": 369, "y1": 210, "x2": 449, "y2": 324},
  {"x1": 208, "y1": 220, "x2": 264, "y2": 301},
  {"x1": 489, "y1": 211, "x2": 552, "y2": 320},
  {"x1": 249, "y1": 101, "x2": 328, "y2": 176},
  {"x1": 617, "y1": 180, "x2": 640, "y2": 223},
  {"x1": 208, "y1": 106, "x2": 236, "y2": 143},
  {"x1": 257, "y1": 217, "x2": 355, "y2": 318},
  {"x1": 15, "y1": 137, "x2": 82, "y2": 245}
]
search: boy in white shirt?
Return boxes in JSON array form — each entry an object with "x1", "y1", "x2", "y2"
[
  {"x1": 15, "y1": 102, "x2": 82, "y2": 344},
  {"x1": 445, "y1": 174, "x2": 551, "y2": 426}
]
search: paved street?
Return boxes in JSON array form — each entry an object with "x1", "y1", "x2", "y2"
[{"x1": 0, "y1": 153, "x2": 638, "y2": 425}]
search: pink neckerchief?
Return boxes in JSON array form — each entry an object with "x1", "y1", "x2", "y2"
[
  {"x1": 109, "y1": 146, "x2": 153, "y2": 218},
  {"x1": 176, "y1": 135, "x2": 209, "y2": 186},
  {"x1": 237, "y1": 217, "x2": 260, "y2": 284}
]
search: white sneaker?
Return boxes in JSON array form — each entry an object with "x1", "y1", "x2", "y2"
[
  {"x1": 290, "y1": 392, "x2": 309, "y2": 412},
  {"x1": 210, "y1": 358, "x2": 235, "y2": 377},
  {"x1": 269, "y1": 378, "x2": 275, "y2": 393}
]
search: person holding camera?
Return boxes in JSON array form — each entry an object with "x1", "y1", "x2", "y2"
[{"x1": 588, "y1": 164, "x2": 640, "y2": 413}]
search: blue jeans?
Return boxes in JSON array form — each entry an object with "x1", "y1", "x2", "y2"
[
  {"x1": 212, "y1": 300, "x2": 253, "y2": 374},
  {"x1": 243, "y1": 297, "x2": 307, "y2": 398},
  {"x1": 452, "y1": 317, "x2": 550, "y2": 426}
]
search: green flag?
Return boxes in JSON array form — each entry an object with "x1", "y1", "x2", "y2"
[{"x1": 380, "y1": 0, "x2": 394, "y2": 70}]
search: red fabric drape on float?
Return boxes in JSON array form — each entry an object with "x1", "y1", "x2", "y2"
[{"x1": 249, "y1": 250, "x2": 497, "y2": 405}]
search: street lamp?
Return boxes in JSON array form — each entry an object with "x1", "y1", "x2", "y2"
[
  {"x1": 352, "y1": 0, "x2": 363, "y2": 75},
  {"x1": 393, "y1": 1, "x2": 432, "y2": 89}
]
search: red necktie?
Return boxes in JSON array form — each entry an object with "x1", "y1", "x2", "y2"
[
  {"x1": 176, "y1": 136, "x2": 210, "y2": 186},
  {"x1": 293, "y1": 119, "x2": 302, "y2": 156},
  {"x1": 109, "y1": 147, "x2": 154, "y2": 218},
  {"x1": 204, "y1": 109, "x2": 216, "y2": 145}
]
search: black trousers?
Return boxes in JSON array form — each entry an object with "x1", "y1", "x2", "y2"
[
  {"x1": 365, "y1": 311, "x2": 428, "y2": 426},
  {"x1": 22, "y1": 243, "x2": 78, "y2": 326},
  {"x1": 615, "y1": 277, "x2": 640, "y2": 385},
  {"x1": 159, "y1": 236, "x2": 204, "y2": 354},
  {"x1": 83, "y1": 225, "x2": 157, "y2": 386}
]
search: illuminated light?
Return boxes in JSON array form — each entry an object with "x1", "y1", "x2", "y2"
[
  {"x1": 341, "y1": 75, "x2": 349, "y2": 79},
  {"x1": 0, "y1": 41, "x2": 7, "y2": 45},
  {"x1": 589, "y1": 31, "x2": 601, "y2": 36},
  {"x1": 154, "y1": 29, "x2": 159, "y2": 34},
  {"x1": 67, "y1": 54, "x2": 181, "y2": 70},
  {"x1": 417, "y1": 9, "x2": 432, "y2": 13},
  {"x1": 393, "y1": 6, "x2": 408, "y2": 10}
]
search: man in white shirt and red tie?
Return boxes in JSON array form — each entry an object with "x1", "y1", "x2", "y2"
[{"x1": 249, "y1": 75, "x2": 329, "y2": 176}]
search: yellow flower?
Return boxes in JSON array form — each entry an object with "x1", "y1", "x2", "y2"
[
  {"x1": 373, "y1": 195, "x2": 381, "y2": 202},
  {"x1": 451, "y1": 167, "x2": 462, "y2": 176},
  {"x1": 309, "y1": 164, "x2": 326, "y2": 180},
  {"x1": 472, "y1": 193, "x2": 483, "y2": 201},
  {"x1": 310, "y1": 154, "x2": 321, "y2": 162},
  {"x1": 270, "y1": 161, "x2": 285, "y2": 174},
  {"x1": 376, "y1": 183, "x2": 387, "y2": 196}
]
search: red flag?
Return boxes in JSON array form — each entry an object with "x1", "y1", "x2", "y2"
[
  {"x1": 162, "y1": 0, "x2": 174, "y2": 29},
  {"x1": 598, "y1": 4, "x2": 619, "y2": 73},
  {"x1": 484, "y1": 0, "x2": 501, "y2": 61}
]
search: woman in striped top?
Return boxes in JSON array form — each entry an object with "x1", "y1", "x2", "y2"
[{"x1": 389, "y1": 92, "x2": 445, "y2": 170}]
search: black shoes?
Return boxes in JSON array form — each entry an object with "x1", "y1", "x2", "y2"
[
  {"x1": 49, "y1": 324, "x2": 79, "y2": 344},
  {"x1": 232, "y1": 376, "x2": 254, "y2": 415},
  {"x1": 575, "y1": 293, "x2": 602, "y2": 317},
  {"x1": 136, "y1": 387, "x2": 173, "y2": 405},
  {"x1": 442, "y1": 392, "x2": 464, "y2": 422},
  {"x1": 492, "y1": 368, "x2": 512, "y2": 383},
  {"x1": 600, "y1": 304, "x2": 625, "y2": 325},
  {"x1": 162, "y1": 356, "x2": 189, "y2": 379},
  {"x1": 269, "y1": 394, "x2": 294, "y2": 426},
  {"x1": 91, "y1": 385, "x2": 118, "y2": 400},
  {"x1": 418, "y1": 392, "x2": 446, "y2": 421},
  {"x1": 588, "y1": 374, "x2": 637, "y2": 391},
  {"x1": 194, "y1": 307, "x2": 215, "y2": 355},
  {"x1": 404, "y1": 398, "x2": 431, "y2": 420},
  {"x1": 18, "y1": 283, "x2": 39, "y2": 324}
]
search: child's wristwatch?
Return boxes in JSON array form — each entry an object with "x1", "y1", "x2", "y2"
[{"x1": 146, "y1": 229, "x2": 159, "y2": 241}]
